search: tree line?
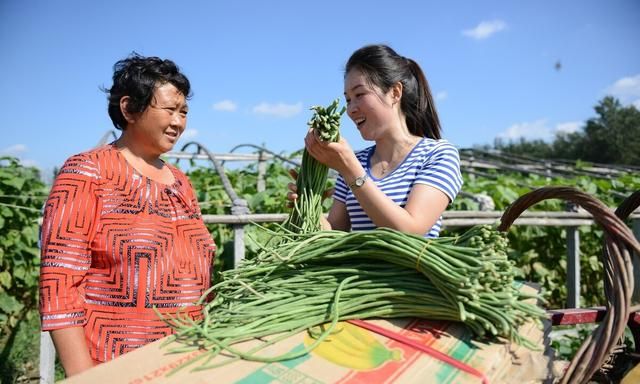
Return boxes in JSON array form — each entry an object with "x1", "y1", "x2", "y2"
[{"x1": 489, "y1": 97, "x2": 640, "y2": 166}]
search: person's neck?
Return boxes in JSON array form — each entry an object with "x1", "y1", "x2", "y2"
[
  {"x1": 114, "y1": 134, "x2": 163, "y2": 169},
  {"x1": 374, "y1": 132, "x2": 421, "y2": 163}
]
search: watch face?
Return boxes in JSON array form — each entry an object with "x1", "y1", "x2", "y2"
[{"x1": 350, "y1": 174, "x2": 367, "y2": 188}]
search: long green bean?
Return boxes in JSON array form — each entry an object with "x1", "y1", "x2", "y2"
[
  {"x1": 283, "y1": 98, "x2": 346, "y2": 233},
  {"x1": 158, "y1": 225, "x2": 547, "y2": 373}
]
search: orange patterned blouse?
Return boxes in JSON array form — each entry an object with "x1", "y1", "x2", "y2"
[{"x1": 39, "y1": 144, "x2": 216, "y2": 363}]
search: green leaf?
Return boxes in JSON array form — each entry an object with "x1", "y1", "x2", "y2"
[
  {"x1": 0, "y1": 294, "x2": 24, "y2": 314},
  {"x1": 532, "y1": 261, "x2": 549, "y2": 277},
  {"x1": 0, "y1": 271, "x2": 11, "y2": 289},
  {"x1": 25, "y1": 246, "x2": 40, "y2": 258},
  {"x1": 13, "y1": 265, "x2": 26, "y2": 280},
  {"x1": 0, "y1": 206, "x2": 14, "y2": 218},
  {"x1": 1, "y1": 175, "x2": 26, "y2": 190},
  {"x1": 588, "y1": 256, "x2": 601, "y2": 271}
]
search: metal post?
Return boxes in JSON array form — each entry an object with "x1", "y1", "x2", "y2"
[
  {"x1": 232, "y1": 224, "x2": 245, "y2": 268},
  {"x1": 564, "y1": 201, "x2": 581, "y2": 308},
  {"x1": 39, "y1": 332, "x2": 55, "y2": 384},
  {"x1": 475, "y1": 194, "x2": 495, "y2": 211},
  {"x1": 544, "y1": 161, "x2": 552, "y2": 178},
  {"x1": 468, "y1": 155, "x2": 475, "y2": 181},
  {"x1": 257, "y1": 150, "x2": 266, "y2": 192},
  {"x1": 230, "y1": 199, "x2": 250, "y2": 268},
  {"x1": 566, "y1": 226, "x2": 580, "y2": 308}
]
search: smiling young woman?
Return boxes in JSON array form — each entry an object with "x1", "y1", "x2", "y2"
[
  {"x1": 39, "y1": 54, "x2": 216, "y2": 377},
  {"x1": 290, "y1": 44, "x2": 462, "y2": 238}
]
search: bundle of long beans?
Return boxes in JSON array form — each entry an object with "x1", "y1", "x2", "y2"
[
  {"x1": 160, "y1": 225, "x2": 546, "y2": 371},
  {"x1": 283, "y1": 99, "x2": 345, "y2": 233}
]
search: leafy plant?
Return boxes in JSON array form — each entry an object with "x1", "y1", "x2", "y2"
[
  {"x1": 185, "y1": 156, "x2": 302, "y2": 273},
  {"x1": 0, "y1": 156, "x2": 48, "y2": 383},
  {"x1": 4, "y1": 148, "x2": 638, "y2": 380}
]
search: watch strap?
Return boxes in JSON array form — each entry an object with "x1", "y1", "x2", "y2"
[{"x1": 348, "y1": 173, "x2": 368, "y2": 189}]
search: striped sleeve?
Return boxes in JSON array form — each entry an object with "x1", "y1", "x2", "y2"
[
  {"x1": 39, "y1": 153, "x2": 99, "y2": 330},
  {"x1": 415, "y1": 142, "x2": 463, "y2": 203},
  {"x1": 332, "y1": 174, "x2": 348, "y2": 203}
]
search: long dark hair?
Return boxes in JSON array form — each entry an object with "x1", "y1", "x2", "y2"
[
  {"x1": 345, "y1": 44, "x2": 441, "y2": 139},
  {"x1": 104, "y1": 53, "x2": 191, "y2": 130}
]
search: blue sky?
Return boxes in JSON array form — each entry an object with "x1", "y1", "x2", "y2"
[{"x1": 1, "y1": 0, "x2": 639, "y2": 180}]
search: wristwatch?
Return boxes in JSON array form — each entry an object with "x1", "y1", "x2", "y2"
[{"x1": 349, "y1": 173, "x2": 368, "y2": 189}]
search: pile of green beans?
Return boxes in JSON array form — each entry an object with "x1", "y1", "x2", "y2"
[
  {"x1": 284, "y1": 98, "x2": 345, "y2": 233},
  {"x1": 160, "y1": 225, "x2": 546, "y2": 371}
]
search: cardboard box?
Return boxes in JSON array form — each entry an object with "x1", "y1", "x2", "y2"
[{"x1": 62, "y1": 307, "x2": 556, "y2": 383}]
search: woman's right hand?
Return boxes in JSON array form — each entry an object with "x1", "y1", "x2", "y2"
[
  {"x1": 286, "y1": 168, "x2": 334, "y2": 208},
  {"x1": 286, "y1": 169, "x2": 299, "y2": 208},
  {"x1": 304, "y1": 129, "x2": 362, "y2": 180}
]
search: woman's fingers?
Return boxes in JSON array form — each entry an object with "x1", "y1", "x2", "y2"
[
  {"x1": 286, "y1": 182, "x2": 298, "y2": 209},
  {"x1": 304, "y1": 130, "x2": 315, "y2": 151},
  {"x1": 286, "y1": 171, "x2": 299, "y2": 208},
  {"x1": 304, "y1": 129, "x2": 330, "y2": 162},
  {"x1": 322, "y1": 187, "x2": 334, "y2": 201},
  {"x1": 312, "y1": 127, "x2": 327, "y2": 143},
  {"x1": 286, "y1": 191, "x2": 298, "y2": 208}
]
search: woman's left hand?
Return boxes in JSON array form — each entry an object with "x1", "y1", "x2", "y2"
[{"x1": 304, "y1": 129, "x2": 357, "y2": 175}]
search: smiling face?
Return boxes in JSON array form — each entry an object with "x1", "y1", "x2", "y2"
[
  {"x1": 123, "y1": 82, "x2": 188, "y2": 156},
  {"x1": 344, "y1": 69, "x2": 398, "y2": 141}
]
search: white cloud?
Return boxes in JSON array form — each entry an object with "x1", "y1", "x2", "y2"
[
  {"x1": 212, "y1": 100, "x2": 238, "y2": 112},
  {"x1": 252, "y1": 102, "x2": 302, "y2": 118},
  {"x1": 462, "y1": 19, "x2": 507, "y2": 40},
  {"x1": 497, "y1": 119, "x2": 584, "y2": 142},
  {"x1": 0, "y1": 144, "x2": 27, "y2": 155},
  {"x1": 181, "y1": 129, "x2": 199, "y2": 140},
  {"x1": 555, "y1": 121, "x2": 582, "y2": 135},
  {"x1": 0, "y1": 144, "x2": 40, "y2": 171},
  {"x1": 20, "y1": 159, "x2": 39, "y2": 167},
  {"x1": 606, "y1": 74, "x2": 640, "y2": 108},
  {"x1": 497, "y1": 119, "x2": 551, "y2": 141},
  {"x1": 606, "y1": 74, "x2": 640, "y2": 97},
  {"x1": 436, "y1": 91, "x2": 448, "y2": 101}
]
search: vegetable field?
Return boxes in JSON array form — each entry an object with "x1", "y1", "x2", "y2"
[{"x1": 1, "y1": 148, "x2": 639, "y2": 382}]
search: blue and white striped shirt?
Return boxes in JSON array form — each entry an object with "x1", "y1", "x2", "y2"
[{"x1": 333, "y1": 138, "x2": 463, "y2": 238}]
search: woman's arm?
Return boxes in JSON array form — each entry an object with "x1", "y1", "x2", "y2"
[
  {"x1": 304, "y1": 132, "x2": 458, "y2": 235},
  {"x1": 324, "y1": 200, "x2": 350, "y2": 231},
  {"x1": 50, "y1": 327, "x2": 95, "y2": 376},
  {"x1": 40, "y1": 153, "x2": 99, "y2": 374},
  {"x1": 350, "y1": 182, "x2": 449, "y2": 234}
]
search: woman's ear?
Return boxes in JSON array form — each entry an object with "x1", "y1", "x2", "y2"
[
  {"x1": 120, "y1": 96, "x2": 136, "y2": 124},
  {"x1": 391, "y1": 81, "x2": 403, "y2": 105}
]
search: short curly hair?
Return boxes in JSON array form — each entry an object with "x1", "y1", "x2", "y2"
[{"x1": 104, "y1": 53, "x2": 191, "y2": 130}]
